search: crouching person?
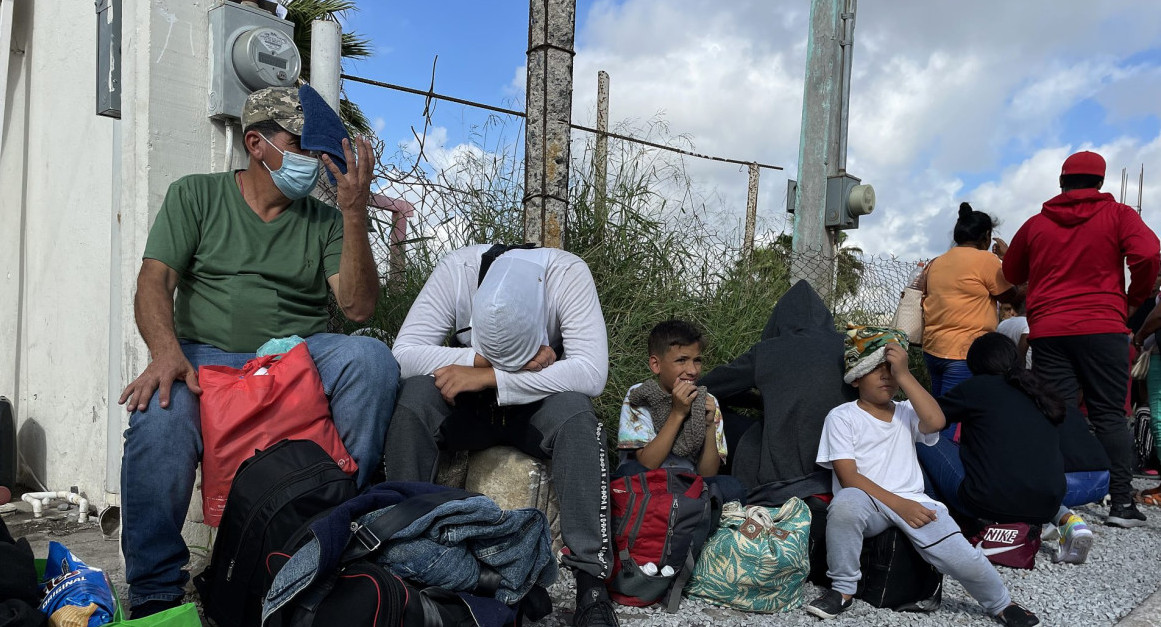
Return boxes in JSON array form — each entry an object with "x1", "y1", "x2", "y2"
[
  {"x1": 805, "y1": 327, "x2": 1039, "y2": 627},
  {"x1": 118, "y1": 87, "x2": 400, "y2": 618},
  {"x1": 385, "y1": 245, "x2": 618, "y2": 627}
]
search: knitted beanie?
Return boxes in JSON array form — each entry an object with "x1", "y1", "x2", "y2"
[{"x1": 843, "y1": 325, "x2": 909, "y2": 384}]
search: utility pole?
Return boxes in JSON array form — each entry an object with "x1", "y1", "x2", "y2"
[
  {"x1": 524, "y1": 0, "x2": 576, "y2": 248},
  {"x1": 791, "y1": 0, "x2": 864, "y2": 299}
]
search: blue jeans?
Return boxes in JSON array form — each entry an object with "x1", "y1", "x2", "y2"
[
  {"x1": 915, "y1": 438, "x2": 968, "y2": 513},
  {"x1": 923, "y1": 353, "x2": 972, "y2": 397},
  {"x1": 924, "y1": 353, "x2": 972, "y2": 443},
  {"x1": 120, "y1": 333, "x2": 399, "y2": 607}
]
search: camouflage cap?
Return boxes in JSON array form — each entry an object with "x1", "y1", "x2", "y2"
[{"x1": 241, "y1": 86, "x2": 304, "y2": 135}]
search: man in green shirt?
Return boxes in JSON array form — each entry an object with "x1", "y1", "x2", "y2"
[{"x1": 117, "y1": 87, "x2": 399, "y2": 618}]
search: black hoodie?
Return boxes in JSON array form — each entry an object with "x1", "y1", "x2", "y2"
[{"x1": 701, "y1": 281, "x2": 852, "y2": 498}]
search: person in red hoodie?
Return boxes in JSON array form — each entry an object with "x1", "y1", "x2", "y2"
[{"x1": 1003, "y1": 150, "x2": 1161, "y2": 528}]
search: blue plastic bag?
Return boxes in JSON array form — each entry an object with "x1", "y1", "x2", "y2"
[{"x1": 39, "y1": 541, "x2": 116, "y2": 626}]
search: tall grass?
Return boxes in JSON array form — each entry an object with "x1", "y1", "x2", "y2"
[{"x1": 351, "y1": 117, "x2": 914, "y2": 437}]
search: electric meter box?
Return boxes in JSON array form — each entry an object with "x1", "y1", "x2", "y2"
[
  {"x1": 824, "y1": 174, "x2": 876, "y2": 230},
  {"x1": 208, "y1": 1, "x2": 301, "y2": 121}
]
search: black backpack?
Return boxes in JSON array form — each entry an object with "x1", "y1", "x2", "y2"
[
  {"x1": 194, "y1": 439, "x2": 359, "y2": 627},
  {"x1": 856, "y1": 527, "x2": 943, "y2": 611}
]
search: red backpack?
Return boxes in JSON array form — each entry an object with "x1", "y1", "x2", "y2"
[{"x1": 606, "y1": 469, "x2": 717, "y2": 611}]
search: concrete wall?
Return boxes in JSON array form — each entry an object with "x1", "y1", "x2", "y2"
[{"x1": 0, "y1": 0, "x2": 233, "y2": 506}]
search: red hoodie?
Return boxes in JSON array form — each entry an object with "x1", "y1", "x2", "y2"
[{"x1": 1002, "y1": 189, "x2": 1160, "y2": 340}]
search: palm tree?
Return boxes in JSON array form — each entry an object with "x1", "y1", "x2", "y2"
[{"x1": 284, "y1": 0, "x2": 373, "y2": 136}]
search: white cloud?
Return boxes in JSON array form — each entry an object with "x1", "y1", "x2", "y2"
[{"x1": 536, "y1": 0, "x2": 1161, "y2": 261}]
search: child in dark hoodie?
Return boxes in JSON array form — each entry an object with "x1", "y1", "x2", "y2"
[{"x1": 1002, "y1": 150, "x2": 1160, "y2": 528}]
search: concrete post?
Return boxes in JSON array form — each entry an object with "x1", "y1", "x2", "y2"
[
  {"x1": 743, "y1": 163, "x2": 759, "y2": 260},
  {"x1": 594, "y1": 70, "x2": 609, "y2": 240},
  {"x1": 524, "y1": 0, "x2": 576, "y2": 248},
  {"x1": 310, "y1": 19, "x2": 342, "y2": 113},
  {"x1": 791, "y1": 0, "x2": 846, "y2": 299}
]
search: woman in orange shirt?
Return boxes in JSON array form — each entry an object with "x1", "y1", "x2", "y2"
[{"x1": 923, "y1": 202, "x2": 1020, "y2": 397}]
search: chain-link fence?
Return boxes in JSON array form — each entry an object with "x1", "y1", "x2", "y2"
[{"x1": 331, "y1": 78, "x2": 924, "y2": 428}]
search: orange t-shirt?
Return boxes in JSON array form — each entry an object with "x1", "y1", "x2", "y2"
[{"x1": 923, "y1": 247, "x2": 1012, "y2": 360}]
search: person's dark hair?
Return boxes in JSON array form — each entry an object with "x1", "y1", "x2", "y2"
[
  {"x1": 953, "y1": 202, "x2": 998, "y2": 246},
  {"x1": 242, "y1": 119, "x2": 290, "y2": 139},
  {"x1": 1060, "y1": 173, "x2": 1103, "y2": 192},
  {"x1": 1009, "y1": 289, "x2": 1027, "y2": 315},
  {"x1": 966, "y1": 333, "x2": 1064, "y2": 424},
  {"x1": 648, "y1": 319, "x2": 704, "y2": 357}
]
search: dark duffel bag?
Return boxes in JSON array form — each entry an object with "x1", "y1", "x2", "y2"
[
  {"x1": 194, "y1": 439, "x2": 359, "y2": 627},
  {"x1": 856, "y1": 527, "x2": 943, "y2": 611},
  {"x1": 270, "y1": 560, "x2": 477, "y2": 627}
]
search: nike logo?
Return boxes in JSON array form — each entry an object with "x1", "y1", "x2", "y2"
[{"x1": 974, "y1": 541, "x2": 1025, "y2": 556}]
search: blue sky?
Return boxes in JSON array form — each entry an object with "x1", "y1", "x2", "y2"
[{"x1": 335, "y1": 1, "x2": 1161, "y2": 260}]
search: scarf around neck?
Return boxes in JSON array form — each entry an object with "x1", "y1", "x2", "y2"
[{"x1": 628, "y1": 379, "x2": 708, "y2": 461}]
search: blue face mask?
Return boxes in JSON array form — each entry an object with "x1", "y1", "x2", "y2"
[{"x1": 261, "y1": 134, "x2": 321, "y2": 200}]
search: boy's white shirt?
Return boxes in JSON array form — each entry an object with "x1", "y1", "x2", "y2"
[
  {"x1": 392, "y1": 244, "x2": 609, "y2": 406},
  {"x1": 816, "y1": 399, "x2": 940, "y2": 504}
]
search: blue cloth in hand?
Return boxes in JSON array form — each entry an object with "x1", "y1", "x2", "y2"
[{"x1": 299, "y1": 83, "x2": 350, "y2": 183}]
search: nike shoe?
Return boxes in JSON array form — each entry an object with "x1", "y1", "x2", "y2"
[
  {"x1": 1107, "y1": 502, "x2": 1147, "y2": 528},
  {"x1": 1052, "y1": 513, "x2": 1093, "y2": 564},
  {"x1": 804, "y1": 589, "x2": 853, "y2": 620}
]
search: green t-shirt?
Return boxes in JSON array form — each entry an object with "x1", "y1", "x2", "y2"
[{"x1": 143, "y1": 172, "x2": 344, "y2": 353}]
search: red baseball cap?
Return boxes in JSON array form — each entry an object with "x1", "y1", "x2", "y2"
[{"x1": 1061, "y1": 151, "x2": 1106, "y2": 178}]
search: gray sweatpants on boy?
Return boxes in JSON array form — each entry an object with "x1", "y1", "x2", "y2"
[{"x1": 826, "y1": 487, "x2": 1011, "y2": 615}]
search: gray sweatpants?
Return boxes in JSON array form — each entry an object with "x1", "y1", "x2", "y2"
[
  {"x1": 825, "y1": 487, "x2": 1011, "y2": 615},
  {"x1": 382, "y1": 376, "x2": 615, "y2": 579}
]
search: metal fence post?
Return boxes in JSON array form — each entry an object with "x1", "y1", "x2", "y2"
[
  {"x1": 524, "y1": 0, "x2": 576, "y2": 248},
  {"x1": 743, "y1": 163, "x2": 759, "y2": 261}
]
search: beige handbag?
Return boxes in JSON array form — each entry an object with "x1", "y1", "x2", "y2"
[
  {"x1": 891, "y1": 261, "x2": 931, "y2": 345},
  {"x1": 1132, "y1": 347, "x2": 1152, "y2": 380}
]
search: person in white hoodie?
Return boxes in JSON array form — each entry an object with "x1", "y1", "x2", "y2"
[{"x1": 385, "y1": 244, "x2": 618, "y2": 627}]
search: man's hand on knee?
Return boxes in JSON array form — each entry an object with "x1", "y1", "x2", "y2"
[
  {"x1": 119, "y1": 350, "x2": 201, "y2": 412},
  {"x1": 433, "y1": 365, "x2": 496, "y2": 405}
]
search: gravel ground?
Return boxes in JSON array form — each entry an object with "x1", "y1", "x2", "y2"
[{"x1": 535, "y1": 478, "x2": 1161, "y2": 627}]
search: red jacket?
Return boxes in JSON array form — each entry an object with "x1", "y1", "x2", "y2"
[{"x1": 1002, "y1": 189, "x2": 1160, "y2": 340}]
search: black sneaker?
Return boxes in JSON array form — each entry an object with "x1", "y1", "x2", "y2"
[
  {"x1": 129, "y1": 599, "x2": 182, "y2": 619},
  {"x1": 573, "y1": 572, "x2": 619, "y2": 627},
  {"x1": 996, "y1": 603, "x2": 1040, "y2": 626},
  {"x1": 1107, "y1": 502, "x2": 1148, "y2": 528},
  {"x1": 804, "y1": 589, "x2": 853, "y2": 620},
  {"x1": 573, "y1": 599, "x2": 619, "y2": 627}
]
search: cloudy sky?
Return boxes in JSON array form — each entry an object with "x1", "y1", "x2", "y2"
[{"x1": 339, "y1": 0, "x2": 1161, "y2": 260}]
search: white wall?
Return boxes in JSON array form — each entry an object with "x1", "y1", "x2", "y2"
[
  {"x1": 0, "y1": 0, "x2": 116, "y2": 497},
  {"x1": 0, "y1": 0, "x2": 232, "y2": 506}
]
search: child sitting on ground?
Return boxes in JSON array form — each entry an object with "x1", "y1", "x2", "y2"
[
  {"x1": 615, "y1": 320, "x2": 747, "y2": 504},
  {"x1": 804, "y1": 326, "x2": 1040, "y2": 627}
]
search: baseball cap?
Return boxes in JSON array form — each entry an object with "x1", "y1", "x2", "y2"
[
  {"x1": 1061, "y1": 151, "x2": 1106, "y2": 178},
  {"x1": 241, "y1": 86, "x2": 304, "y2": 135}
]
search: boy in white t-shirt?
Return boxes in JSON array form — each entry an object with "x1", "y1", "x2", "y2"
[{"x1": 804, "y1": 326, "x2": 1040, "y2": 627}]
